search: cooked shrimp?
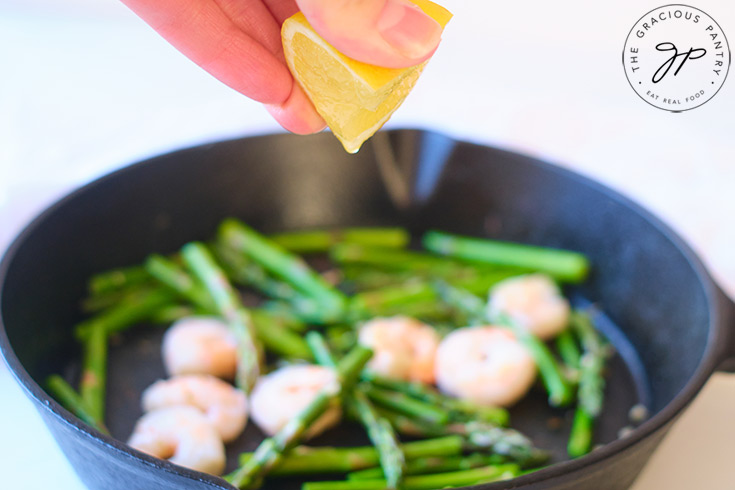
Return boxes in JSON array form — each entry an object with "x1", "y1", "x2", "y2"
[
  {"x1": 127, "y1": 406, "x2": 225, "y2": 475},
  {"x1": 142, "y1": 374, "x2": 248, "y2": 443},
  {"x1": 249, "y1": 365, "x2": 341, "y2": 438},
  {"x1": 435, "y1": 326, "x2": 536, "y2": 407},
  {"x1": 487, "y1": 274, "x2": 570, "y2": 340},
  {"x1": 162, "y1": 316, "x2": 238, "y2": 379},
  {"x1": 358, "y1": 316, "x2": 440, "y2": 383}
]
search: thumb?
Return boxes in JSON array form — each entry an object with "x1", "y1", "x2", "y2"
[{"x1": 295, "y1": 0, "x2": 443, "y2": 68}]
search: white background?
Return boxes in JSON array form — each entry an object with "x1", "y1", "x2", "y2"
[{"x1": 1, "y1": 1, "x2": 734, "y2": 488}]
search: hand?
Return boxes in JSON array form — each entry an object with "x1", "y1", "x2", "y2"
[{"x1": 121, "y1": 0, "x2": 443, "y2": 134}]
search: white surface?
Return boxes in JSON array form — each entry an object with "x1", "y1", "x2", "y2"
[{"x1": 1, "y1": 1, "x2": 734, "y2": 488}]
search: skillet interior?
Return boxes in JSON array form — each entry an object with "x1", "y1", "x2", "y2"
[{"x1": 0, "y1": 130, "x2": 712, "y2": 488}]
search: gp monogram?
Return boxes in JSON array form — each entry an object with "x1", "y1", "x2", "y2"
[{"x1": 623, "y1": 4, "x2": 730, "y2": 111}]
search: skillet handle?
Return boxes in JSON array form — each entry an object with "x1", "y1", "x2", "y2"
[{"x1": 716, "y1": 287, "x2": 735, "y2": 373}]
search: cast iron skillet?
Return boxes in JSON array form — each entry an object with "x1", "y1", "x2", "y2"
[{"x1": 1, "y1": 130, "x2": 733, "y2": 490}]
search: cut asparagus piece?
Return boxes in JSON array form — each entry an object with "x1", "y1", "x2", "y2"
[
  {"x1": 347, "y1": 453, "x2": 507, "y2": 480},
  {"x1": 331, "y1": 244, "x2": 482, "y2": 279},
  {"x1": 46, "y1": 375, "x2": 108, "y2": 433},
  {"x1": 213, "y1": 242, "x2": 301, "y2": 302},
  {"x1": 145, "y1": 254, "x2": 214, "y2": 310},
  {"x1": 75, "y1": 288, "x2": 176, "y2": 340},
  {"x1": 306, "y1": 332, "x2": 405, "y2": 489},
  {"x1": 87, "y1": 265, "x2": 150, "y2": 296},
  {"x1": 364, "y1": 385, "x2": 450, "y2": 426},
  {"x1": 423, "y1": 230, "x2": 589, "y2": 283},
  {"x1": 219, "y1": 219, "x2": 347, "y2": 317},
  {"x1": 567, "y1": 310, "x2": 610, "y2": 457},
  {"x1": 271, "y1": 228, "x2": 410, "y2": 253},
  {"x1": 228, "y1": 346, "x2": 373, "y2": 489},
  {"x1": 79, "y1": 325, "x2": 107, "y2": 422},
  {"x1": 237, "y1": 436, "x2": 465, "y2": 475},
  {"x1": 363, "y1": 373, "x2": 509, "y2": 426},
  {"x1": 555, "y1": 328, "x2": 582, "y2": 371},
  {"x1": 181, "y1": 242, "x2": 261, "y2": 393},
  {"x1": 302, "y1": 464, "x2": 520, "y2": 490},
  {"x1": 377, "y1": 409, "x2": 549, "y2": 468}
]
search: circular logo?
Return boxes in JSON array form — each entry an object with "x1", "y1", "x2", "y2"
[{"x1": 623, "y1": 4, "x2": 730, "y2": 112}]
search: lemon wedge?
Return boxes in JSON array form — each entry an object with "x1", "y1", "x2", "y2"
[{"x1": 281, "y1": 1, "x2": 452, "y2": 153}]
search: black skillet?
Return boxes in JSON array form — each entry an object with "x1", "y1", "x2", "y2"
[{"x1": 1, "y1": 130, "x2": 733, "y2": 490}]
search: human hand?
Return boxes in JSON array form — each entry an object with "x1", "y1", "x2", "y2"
[{"x1": 121, "y1": 0, "x2": 443, "y2": 134}]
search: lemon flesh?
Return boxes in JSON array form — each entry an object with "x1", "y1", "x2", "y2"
[{"x1": 282, "y1": 1, "x2": 452, "y2": 153}]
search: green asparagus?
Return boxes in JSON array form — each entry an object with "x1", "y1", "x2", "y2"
[
  {"x1": 181, "y1": 242, "x2": 261, "y2": 392},
  {"x1": 306, "y1": 332, "x2": 405, "y2": 489},
  {"x1": 331, "y1": 244, "x2": 480, "y2": 278},
  {"x1": 363, "y1": 385, "x2": 449, "y2": 425},
  {"x1": 363, "y1": 373, "x2": 509, "y2": 426},
  {"x1": 213, "y1": 242, "x2": 301, "y2": 302},
  {"x1": 47, "y1": 375, "x2": 108, "y2": 433},
  {"x1": 270, "y1": 228, "x2": 410, "y2": 253},
  {"x1": 87, "y1": 265, "x2": 150, "y2": 296},
  {"x1": 145, "y1": 254, "x2": 214, "y2": 310},
  {"x1": 228, "y1": 345, "x2": 373, "y2": 489},
  {"x1": 567, "y1": 311, "x2": 610, "y2": 457},
  {"x1": 75, "y1": 288, "x2": 176, "y2": 340},
  {"x1": 79, "y1": 325, "x2": 107, "y2": 422},
  {"x1": 219, "y1": 219, "x2": 347, "y2": 316},
  {"x1": 347, "y1": 453, "x2": 507, "y2": 480},
  {"x1": 237, "y1": 436, "x2": 465, "y2": 475},
  {"x1": 423, "y1": 230, "x2": 589, "y2": 283},
  {"x1": 302, "y1": 464, "x2": 520, "y2": 490}
]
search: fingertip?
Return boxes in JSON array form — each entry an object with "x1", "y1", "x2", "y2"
[
  {"x1": 266, "y1": 83, "x2": 327, "y2": 135},
  {"x1": 376, "y1": 0, "x2": 442, "y2": 65},
  {"x1": 297, "y1": 0, "x2": 442, "y2": 69}
]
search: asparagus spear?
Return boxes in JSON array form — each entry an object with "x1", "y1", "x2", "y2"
[
  {"x1": 349, "y1": 282, "x2": 437, "y2": 318},
  {"x1": 363, "y1": 385, "x2": 450, "y2": 425},
  {"x1": 75, "y1": 288, "x2": 176, "y2": 340},
  {"x1": 349, "y1": 270, "x2": 520, "y2": 320},
  {"x1": 228, "y1": 345, "x2": 373, "y2": 489},
  {"x1": 567, "y1": 410, "x2": 594, "y2": 459},
  {"x1": 502, "y1": 317, "x2": 575, "y2": 407},
  {"x1": 567, "y1": 311, "x2": 610, "y2": 458},
  {"x1": 252, "y1": 306, "x2": 307, "y2": 332},
  {"x1": 79, "y1": 325, "x2": 107, "y2": 422},
  {"x1": 144, "y1": 254, "x2": 214, "y2": 310},
  {"x1": 302, "y1": 464, "x2": 520, "y2": 490},
  {"x1": 434, "y1": 281, "x2": 575, "y2": 407},
  {"x1": 250, "y1": 309, "x2": 312, "y2": 360},
  {"x1": 147, "y1": 304, "x2": 199, "y2": 324},
  {"x1": 270, "y1": 228, "x2": 410, "y2": 253},
  {"x1": 363, "y1": 373, "x2": 509, "y2": 426},
  {"x1": 46, "y1": 375, "x2": 108, "y2": 433},
  {"x1": 218, "y1": 219, "x2": 347, "y2": 317},
  {"x1": 351, "y1": 388, "x2": 406, "y2": 489},
  {"x1": 331, "y1": 244, "x2": 481, "y2": 279},
  {"x1": 555, "y1": 328, "x2": 582, "y2": 370},
  {"x1": 340, "y1": 266, "x2": 418, "y2": 291},
  {"x1": 181, "y1": 242, "x2": 261, "y2": 392},
  {"x1": 347, "y1": 453, "x2": 507, "y2": 480},
  {"x1": 148, "y1": 253, "x2": 311, "y2": 359},
  {"x1": 237, "y1": 436, "x2": 465, "y2": 475},
  {"x1": 423, "y1": 231, "x2": 590, "y2": 283},
  {"x1": 306, "y1": 332, "x2": 405, "y2": 489},
  {"x1": 87, "y1": 265, "x2": 150, "y2": 296},
  {"x1": 81, "y1": 283, "x2": 157, "y2": 313},
  {"x1": 213, "y1": 242, "x2": 301, "y2": 302},
  {"x1": 377, "y1": 410, "x2": 549, "y2": 468}
]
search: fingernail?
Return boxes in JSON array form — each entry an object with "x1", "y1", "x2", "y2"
[{"x1": 377, "y1": 0, "x2": 442, "y2": 61}]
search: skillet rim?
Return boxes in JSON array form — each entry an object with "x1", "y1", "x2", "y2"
[{"x1": 0, "y1": 129, "x2": 727, "y2": 489}]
